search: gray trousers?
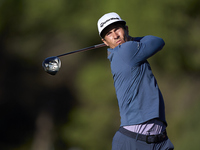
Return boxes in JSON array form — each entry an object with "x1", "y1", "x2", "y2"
[{"x1": 112, "y1": 130, "x2": 174, "y2": 150}]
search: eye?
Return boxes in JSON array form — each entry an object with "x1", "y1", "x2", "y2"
[
  {"x1": 115, "y1": 27, "x2": 120, "y2": 31},
  {"x1": 106, "y1": 31, "x2": 112, "y2": 36}
]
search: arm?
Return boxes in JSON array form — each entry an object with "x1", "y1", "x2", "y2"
[
  {"x1": 138, "y1": 35, "x2": 165, "y2": 61},
  {"x1": 118, "y1": 35, "x2": 165, "y2": 66}
]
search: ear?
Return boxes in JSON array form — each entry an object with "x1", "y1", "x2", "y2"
[
  {"x1": 125, "y1": 25, "x2": 129, "y2": 36},
  {"x1": 102, "y1": 38, "x2": 109, "y2": 47},
  {"x1": 125, "y1": 25, "x2": 129, "y2": 31}
]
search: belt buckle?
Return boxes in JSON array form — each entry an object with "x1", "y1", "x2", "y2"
[
  {"x1": 146, "y1": 135, "x2": 158, "y2": 144},
  {"x1": 146, "y1": 135, "x2": 151, "y2": 144}
]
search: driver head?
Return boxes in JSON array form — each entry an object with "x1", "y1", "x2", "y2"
[{"x1": 42, "y1": 56, "x2": 61, "y2": 75}]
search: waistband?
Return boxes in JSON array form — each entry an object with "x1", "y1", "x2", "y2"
[
  {"x1": 118, "y1": 127, "x2": 168, "y2": 144},
  {"x1": 123, "y1": 119, "x2": 166, "y2": 135}
]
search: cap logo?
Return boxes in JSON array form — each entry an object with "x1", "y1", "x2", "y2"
[{"x1": 100, "y1": 17, "x2": 120, "y2": 28}]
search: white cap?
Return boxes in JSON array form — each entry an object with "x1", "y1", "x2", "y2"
[{"x1": 97, "y1": 12, "x2": 126, "y2": 37}]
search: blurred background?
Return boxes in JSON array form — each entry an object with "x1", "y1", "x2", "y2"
[{"x1": 0, "y1": 0, "x2": 200, "y2": 149}]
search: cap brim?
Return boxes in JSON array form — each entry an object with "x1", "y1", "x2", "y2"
[{"x1": 100, "y1": 21, "x2": 126, "y2": 38}]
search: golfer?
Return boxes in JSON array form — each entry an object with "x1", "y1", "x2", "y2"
[{"x1": 97, "y1": 12, "x2": 174, "y2": 150}]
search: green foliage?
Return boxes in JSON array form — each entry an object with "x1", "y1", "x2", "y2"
[
  {"x1": 168, "y1": 100, "x2": 200, "y2": 150},
  {"x1": 0, "y1": 0, "x2": 200, "y2": 149},
  {"x1": 60, "y1": 60, "x2": 118, "y2": 150}
]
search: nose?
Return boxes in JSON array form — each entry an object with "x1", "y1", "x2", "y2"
[{"x1": 113, "y1": 32, "x2": 119, "y2": 39}]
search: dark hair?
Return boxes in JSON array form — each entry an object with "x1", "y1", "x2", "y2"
[{"x1": 100, "y1": 22, "x2": 126, "y2": 38}]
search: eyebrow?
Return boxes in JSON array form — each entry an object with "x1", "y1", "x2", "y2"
[{"x1": 101, "y1": 23, "x2": 125, "y2": 38}]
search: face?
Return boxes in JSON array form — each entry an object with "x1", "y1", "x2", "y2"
[{"x1": 102, "y1": 24, "x2": 129, "y2": 49}]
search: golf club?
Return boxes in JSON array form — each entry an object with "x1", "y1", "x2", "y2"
[{"x1": 42, "y1": 43, "x2": 106, "y2": 75}]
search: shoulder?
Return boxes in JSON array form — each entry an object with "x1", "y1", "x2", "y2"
[{"x1": 118, "y1": 40, "x2": 138, "y2": 50}]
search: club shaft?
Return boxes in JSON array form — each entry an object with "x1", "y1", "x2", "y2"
[{"x1": 56, "y1": 43, "x2": 106, "y2": 58}]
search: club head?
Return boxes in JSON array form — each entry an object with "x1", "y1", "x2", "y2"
[{"x1": 42, "y1": 56, "x2": 61, "y2": 75}]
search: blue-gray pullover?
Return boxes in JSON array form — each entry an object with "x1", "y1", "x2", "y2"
[{"x1": 107, "y1": 35, "x2": 167, "y2": 127}]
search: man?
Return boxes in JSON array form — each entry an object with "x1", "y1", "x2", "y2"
[{"x1": 97, "y1": 12, "x2": 174, "y2": 150}]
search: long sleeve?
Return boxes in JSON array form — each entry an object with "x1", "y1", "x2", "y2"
[{"x1": 117, "y1": 35, "x2": 165, "y2": 66}]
